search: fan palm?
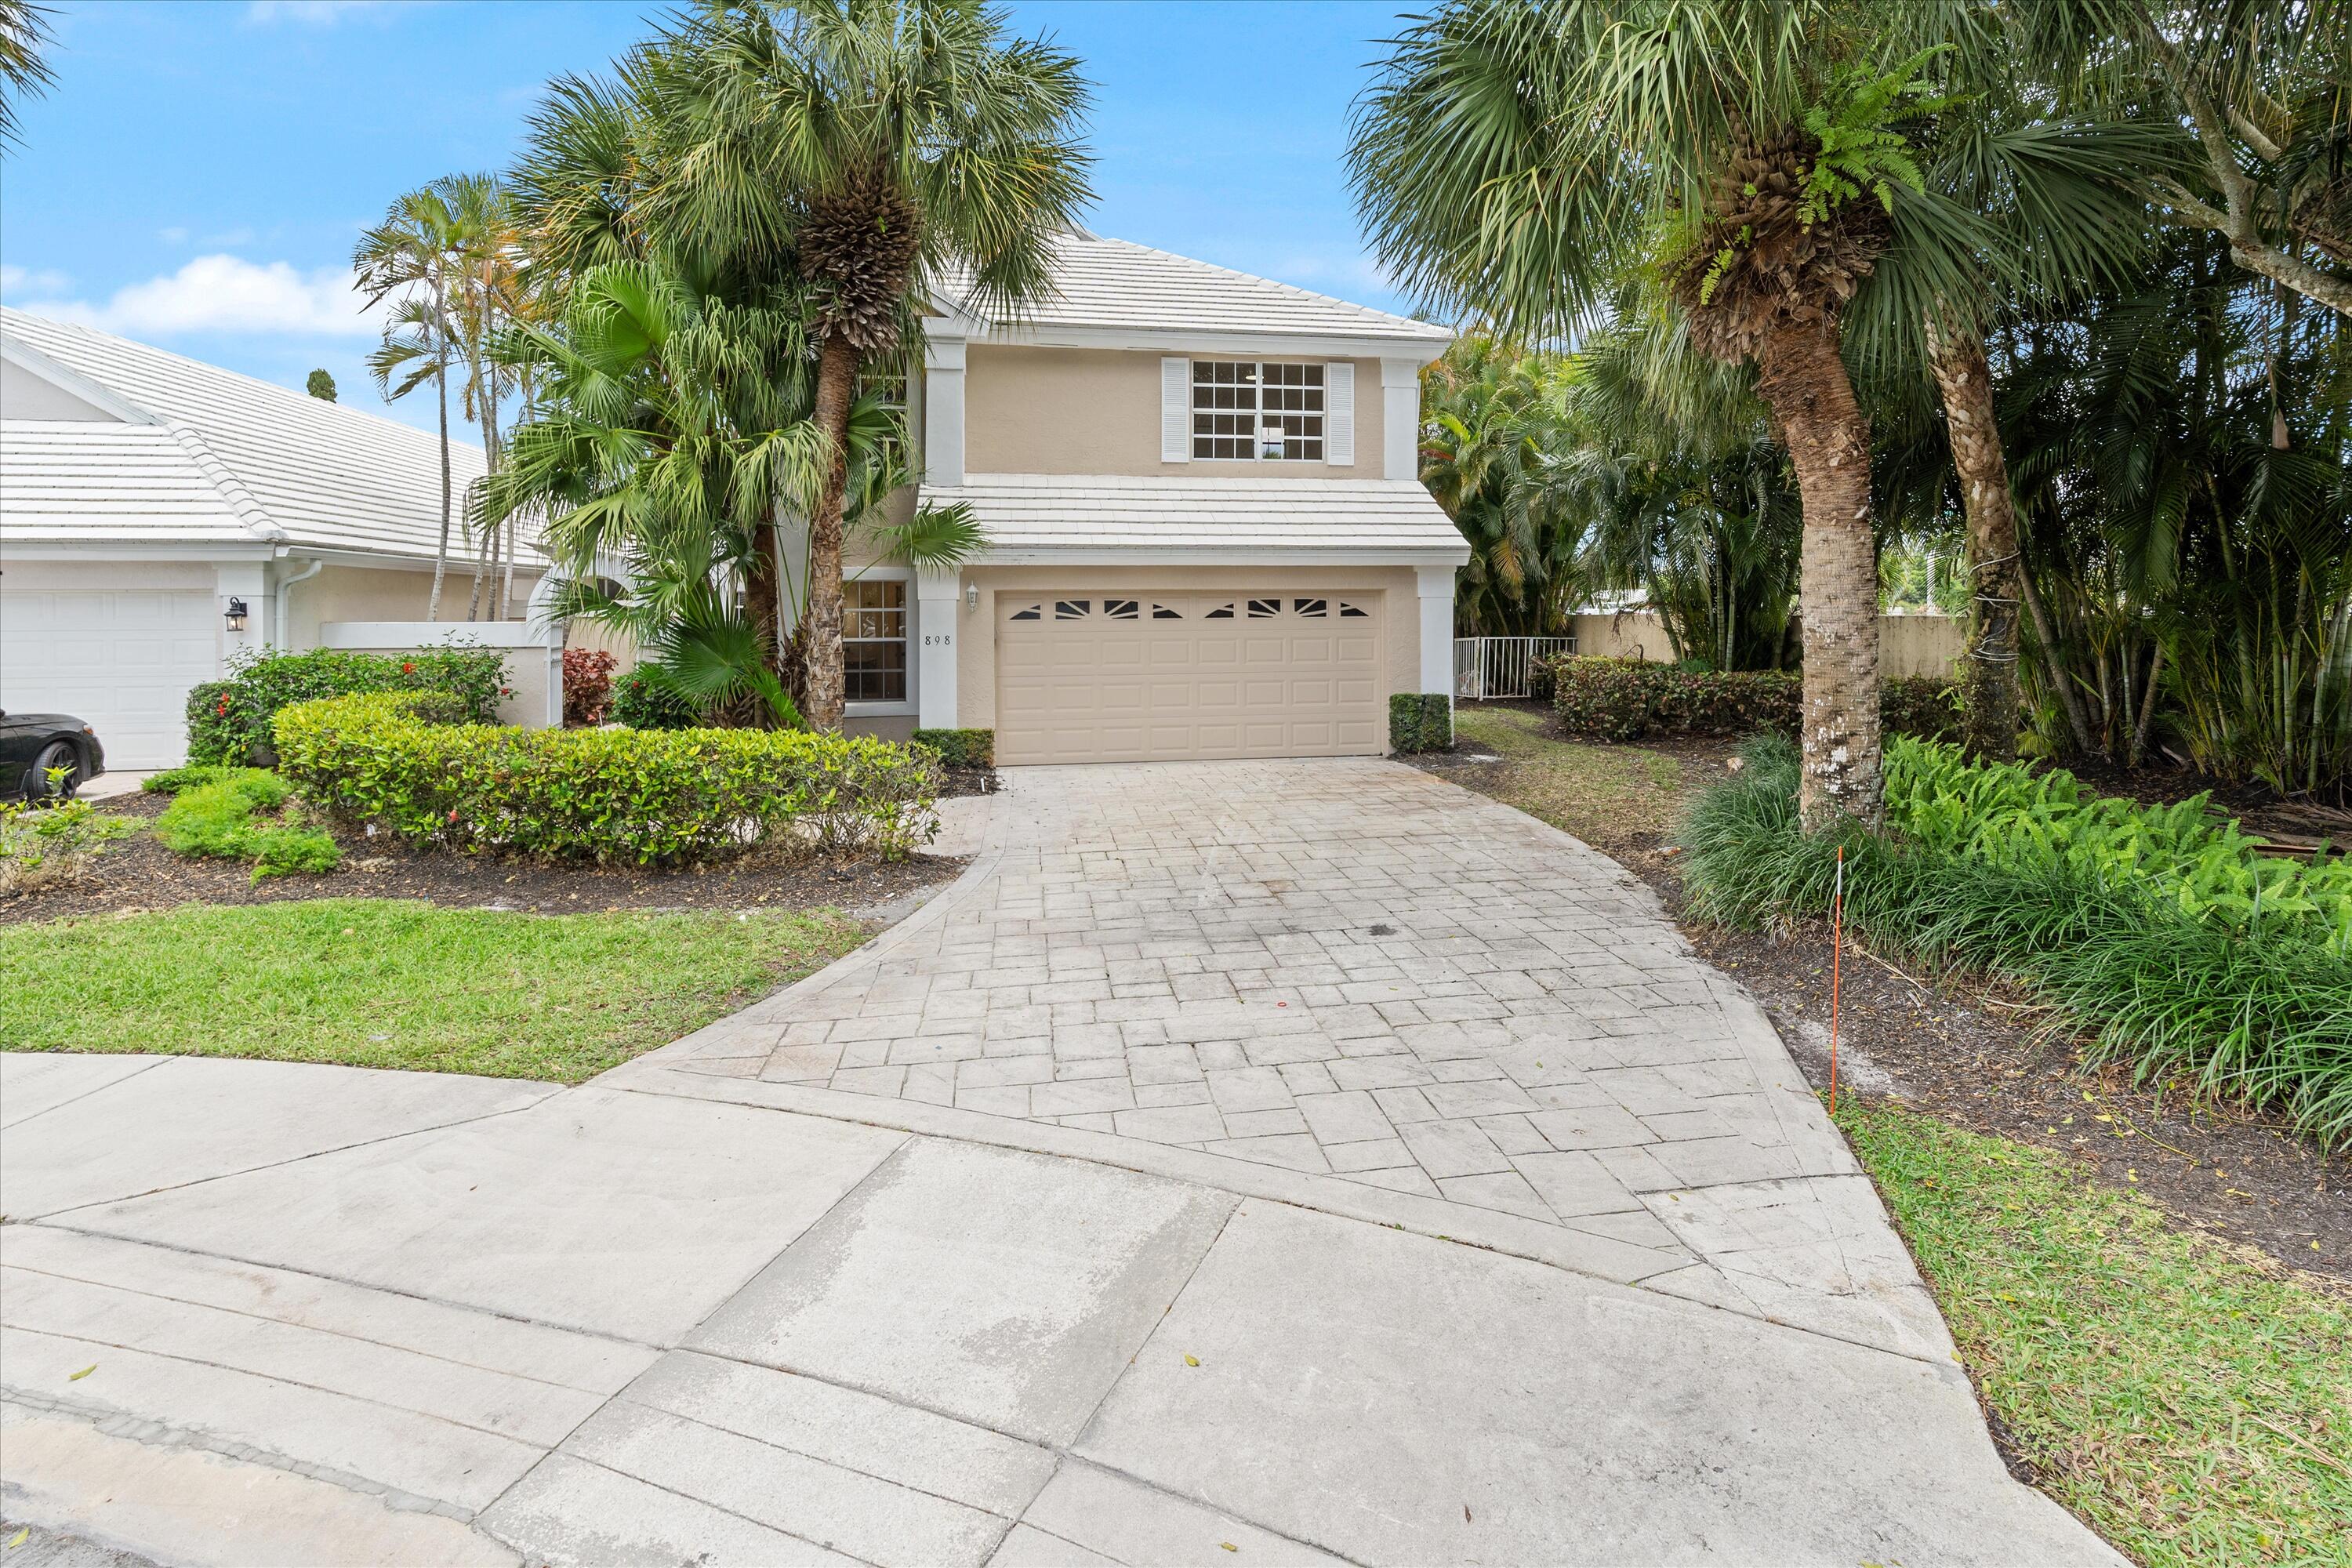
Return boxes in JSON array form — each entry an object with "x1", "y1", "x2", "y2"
[
  {"x1": 623, "y1": 0, "x2": 1092, "y2": 729},
  {"x1": 355, "y1": 187, "x2": 465, "y2": 619},
  {"x1": 1353, "y1": 0, "x2": 2011, "y2": 826}
]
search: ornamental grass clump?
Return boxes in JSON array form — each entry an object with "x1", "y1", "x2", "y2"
[
  {"x1": 274, "y1": 692, "x2": 939, "y2": 864},
  {"x1": 1679, "y1": 735, "x2": 2352, "y2": 1147}
]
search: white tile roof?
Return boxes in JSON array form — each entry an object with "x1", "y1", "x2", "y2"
[
  {"x1": 1, "y1": 308, "x2": 512, "y2": 563},
  {"x1": 925, "y1": 473, "x2": 1469, "y2": 558},
  {"x1": 944, "y1": 235, "x2": 1453, "y2": 345},
  {"x1": 0, "y1": 422, "x2": 259, "y2": 543}
]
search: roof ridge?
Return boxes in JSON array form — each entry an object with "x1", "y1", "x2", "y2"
[
  {"x1": 1082, "y1": 236, "x2": 1439, "y2": 333},
  {"x1": 168, "y1": 422, "x2": 286, "y2": 543},
  {"x1": 0, "y1": 306, "x2": 436, "y2": 442}
]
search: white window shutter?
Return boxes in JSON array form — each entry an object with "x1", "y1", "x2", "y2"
[
  {"x1": 1325, "y1": 361, "x2": 1355, "y2": 466},
  {"x1": 1161, "y1": 357, "x2": 1191, "y2": 463}
]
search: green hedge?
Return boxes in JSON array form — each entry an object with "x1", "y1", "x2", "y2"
[
  {"x1": 274, "y1": 692, "x2": 940, "y2": 863},
  {"x1": 1548, "y1": 657, "x2": 1965, "y2": 743},
  {"x1": 912, "y1": 728, "x2": 994, "y2": 770},
  {"x1": 187, "y1": 645, "x2": 508, "y2": 765},
  {"x1": 1551, "y1": 658, "x2": 1800, "y2": 741},
  {"x1": 1389, "y1": 692, "x2": 1454, "y2": 753},
  {"x1": 1679, "y1": 735, "x2": 2352, "y2": 1149}
]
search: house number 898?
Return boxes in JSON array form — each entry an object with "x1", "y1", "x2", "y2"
[{"x1": 922, "y1": 633, "x2": 953, "y2": 648}]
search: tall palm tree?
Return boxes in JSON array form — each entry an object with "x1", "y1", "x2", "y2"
[
  {"x1": 645, "y1": 0, "x2": 1092, "y2": 729},
  {"x1": 436, "y1": 172, "x2": 528, "y2": 620},
  {"x1": 355, "y1": 187, "x2": 463, "y2": 619},
  {"x1": 0, "y1": 0, "x2": 55, "y2": 152},
  {"x1": 1354, "y1": 1, "x2": 1998, "y2": 826},
  {"x1": 1843, "y1": 71, "x2": 2164, "y2": 760}
]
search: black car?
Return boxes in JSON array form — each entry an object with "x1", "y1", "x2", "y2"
[{"x1": 0, "y1": 710, "x2": 106, "y2": 799}]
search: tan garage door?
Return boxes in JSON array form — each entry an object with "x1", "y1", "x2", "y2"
[{"x1": 996, "y1": 591, "x2": 1384, "y2": 764}]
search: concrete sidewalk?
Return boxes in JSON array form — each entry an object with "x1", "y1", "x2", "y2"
[{"x1": 2, "y1": 1049, "x2": 2114, "y2": 1566}]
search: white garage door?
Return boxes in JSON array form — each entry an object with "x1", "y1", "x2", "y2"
[
  {"x1": 0, "y1": 587, "x2": 220, "y2": 768},
  {"x1": 996, "y1": 591, "x2": 1384, "y2": 764}
]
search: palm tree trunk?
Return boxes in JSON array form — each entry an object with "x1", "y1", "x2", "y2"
[
  {"x1": 1755, "y1": 318, "x2": 1882, "y2": 830},
  {"x1": 1926, "y1": 325, "x2": 2024, "y2": 762},
  {"x1": 429, "y1": 289, "x2": 451, "y2": 622},
  {"x1": 801, "y1": 331, "x2": 858, "y2": 731}
]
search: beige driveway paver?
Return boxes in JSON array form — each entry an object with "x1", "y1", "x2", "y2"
[{"x1": 620, "y1": 758, "x2": 1940, "y2": 1363}]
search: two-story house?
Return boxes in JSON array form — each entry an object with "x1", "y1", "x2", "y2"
[{"x1": 840, "y1": 234, "x2": 1467, "y2": 764}]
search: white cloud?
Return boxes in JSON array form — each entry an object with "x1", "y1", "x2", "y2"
[
  {"x1": 12, "y1": 254, "x2": 382, "y2": 338},
  {"x1": 0, "y1": 263, "x2": 73, "y2": 297},
  {"x1": 244, "y1": 1, "x2": 393, "y2": 24}
]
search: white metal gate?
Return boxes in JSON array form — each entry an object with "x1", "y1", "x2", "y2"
[{"x1": 1453, "y1": 637, "x2": 1577, "y2": 701}]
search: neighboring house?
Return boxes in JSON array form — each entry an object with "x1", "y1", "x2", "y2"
[
  {"x1": 839, "y1": 234, "x2": 1467, "y2": 763},
  {"x1": 0, "y1": 308, "x2": 541, "y2": 768}
]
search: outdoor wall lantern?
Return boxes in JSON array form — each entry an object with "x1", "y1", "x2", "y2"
[
  {"x1": 224, "y1": 597, "x2": 250, "y2": 633},
  {"x1": 966, "y1": 584, "x2": 978, "y2": 612}
]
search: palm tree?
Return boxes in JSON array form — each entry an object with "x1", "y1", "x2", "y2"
[
  {"x1": 355, "y1": 187, "x2": 463, "y2": 619},
  {"x1": 434, "y1": 172, "x2": 528, "y2": 620},
  {"x1": 0, "y1": 0, "x2": 55, "y2": 153},
  {"x1": 1844, "y1": 74, "x2": 2163, "y2": 760},
  {"x1": 1354, "y1": 2, "x2": 2001, "y2": 826},
  {"x1": 644, "y1": 0, "x2": 1093, "y2": 730}
]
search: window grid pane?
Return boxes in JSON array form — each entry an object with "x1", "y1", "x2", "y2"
[
  {"x1": 843, "y1": 578, "x2": 908, "y2": 702},
  {"x1": 1193, "y1": 361, "x2": 1323, "y2": 461}
]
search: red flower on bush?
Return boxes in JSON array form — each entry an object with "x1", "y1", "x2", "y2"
[
  {"x1": 401, "y1": 661, "x2": 416, "y2": 675},
  {"x1": 216, "y1": 696, "x2": 230, "y2": 717}
]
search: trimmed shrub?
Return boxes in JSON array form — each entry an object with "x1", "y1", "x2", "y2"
[
  {"x1": 608, "y1": 665, "x2": 699, "y2": 731},
  {"x1": 563, "y1": 648, "x2": 619, "y2": 727},
  {"x1": 274, "y1": 692, "x2": 940, "y2": 863},
  {"x1": 1552, "y1": 657, "x2": 1802, "y2": 741},
  {"x1": 1548, "y1": 656, "x2": 1972, "y2": 745},
  {"x1": 1881, "y1": 675, "x2": 1964, "y2": 742},
  {"x1": 912, "y1": 728, "x2": 994, "y2": 770},
  {"x1": 1389, "y1": 692, "x2": 1454, "y2": 753},
  {"x1": 184, "y1": 681, "x2": 250, "y2": 768},
  {"x1": 143, "y1": 763, "x2": 241, "y2": 794},
  {"x1": 187, "y1": 644, "x2": 509, "y2": 765},
  {"x1": 1679, "y1": 735, "x2": 2352, "y2": 1149}
]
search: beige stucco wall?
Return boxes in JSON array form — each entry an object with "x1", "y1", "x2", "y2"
[
  {"x1": 1568, "y1": 610, "x2": 1965, "y2": 679},
  {"x1": 963, "y1": 347, "x2": 1386, "y2": 479},
  {"x1": 323, "y1": 641, "x2": 556, "y2": 729},
  {"x1": 951, "y1": 564, "x2": 1420, "y2": 732}
]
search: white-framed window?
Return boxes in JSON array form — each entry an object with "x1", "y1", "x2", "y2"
[
  {"x1": 1192, "y1": 361, "x2": 1325, "y2": 460},
  {"x1": 844, "y1": 578, "x2": 908, "y2": 704}
]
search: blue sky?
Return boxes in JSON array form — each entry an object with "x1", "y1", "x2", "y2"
[{"x1": 1, "y1": 0, "x2": 1422, "y2": 430}]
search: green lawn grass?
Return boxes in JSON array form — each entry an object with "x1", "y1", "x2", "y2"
[
  {"x1": 1450, "y1": 704, "x2": 1684, "y2": 848},
  {"x1": 0, "y1": 898, "x2": 868, "y2": 1082},
  {"x1": 1842, "y1": 1102, "x2": 2352, "y2": 1566}
]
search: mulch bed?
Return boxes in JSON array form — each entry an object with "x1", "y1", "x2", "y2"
[
  {"x1": 2, "y1": 789, "x2": 964, "y2": 927},
  {"x1": 1606, "y1": 822, "x2": 2349, "y2": 1287}
]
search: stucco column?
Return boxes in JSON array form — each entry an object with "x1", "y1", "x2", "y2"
[
  {"x1": 924, "y1": 337, "x2": 967, "y2": 488},
  {"x1": 215, "y1": 561, "x2": 267, "y2": 672},
  {"x1": 916, "y1": 568, "x2": 960, "y2": 729},
  {"x1": 1382, "y1": 358, "x2": 1422, "y2": 482},
  {"x1": 1416, "y1": 563, "x2": 1455, "y2": 702}
]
